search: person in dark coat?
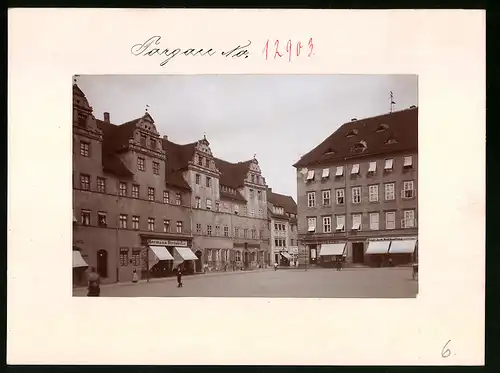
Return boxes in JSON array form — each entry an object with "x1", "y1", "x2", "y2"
[
  {"x1": 87, "y1": 267, "x2": 100, "y2": 297},
  {"x1": 177, "y1": 267, "x2": 183, "y2": 288}
]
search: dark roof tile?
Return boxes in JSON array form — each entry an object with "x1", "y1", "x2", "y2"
[
  {"x1": 293, "y1": 107, "x2": 418, "y2": 168},
  {"x1": 214, "y1": 158, "x2": 252, "y2": 188},
  {"x1": 267, "y1": 189, "x2": 297, "y2": 215}
]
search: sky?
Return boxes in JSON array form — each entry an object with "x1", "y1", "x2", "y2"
[{"x1": 77, "y1": 74, "x2": 418, "y2": 200}]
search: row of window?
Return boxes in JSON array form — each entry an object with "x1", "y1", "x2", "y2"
[
  {"x1": 206, "y1": 249, "x2": 266, "y2": 262},
  {"x1": 195, "y1": 223, "x2": 264, "y2": 239},
  {"x1": 78, "y1": 174, "x2": 184, "y2": 204},
  {"x1": 273, "y1": 239, "x2": 297, "y2": 247},
  {"x1": 137, "y1": 157, "x2": 161, "y2": 175},
  {"x1": 194, "y1": 154, "x2": 212, "y2": 169},
  {"x1": 306, "y1": 156, "x2": 414, "y2": 182},
  {"x1": 306, "y1": 209, "x2": 416, "y2": 233},
  {"x1": 306, "y1": 181, "x2": 415, "y2": 207},
  {"x1": 274, "y1": 223, "x2": 287, "y2": 231},
  {"x1": 79, "y1": 210, "x2": 184, "y2": 232},
  {"x1": 139, "y1": 134, "x2": 159, "y2": 150},
  {"x1": 193, "y1": 196, "x2": 266, "y2": 218}
]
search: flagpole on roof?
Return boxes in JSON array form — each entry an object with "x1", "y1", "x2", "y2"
[{"x1": 390, "y1": 91, "x2": 396, "y2": 113}]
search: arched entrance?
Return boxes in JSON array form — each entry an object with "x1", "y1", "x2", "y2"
[
  {"x1": 97, "y1": 249, "x2": 108, "y2": 278},
  {"x1": 195, "y1": 250, "x2": 202, "y2": 273}
]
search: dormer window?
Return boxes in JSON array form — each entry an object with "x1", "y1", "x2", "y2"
[
  {"x1": 150, "y1": 138, "x2": 156, "y2": 149},
  {"x1": 306, "y1": 170, "x2": 315, "y2": 181},
  {"x1": 140, "y1": 135, "x2": 147, "y2": 147},
  {"x1": 346, "y1": 129, "x2": 358, "y2": 137},
  {"x1": 385, "y1": 137, "x2": 398, "y2": 145},
  {"x1": 198, "y1": 156, "x2": 203, "y2": 166},
  {"x1": 375, "y1": 123, "x2": 389, "y2": 132},
  {"x1": 323, "y1": 148, "x2": 336, "y2": 155},
  {"x1": 351, "y1": 140, "x2": 367, "y2": 153}
]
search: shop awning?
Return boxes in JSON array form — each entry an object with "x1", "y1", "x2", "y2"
[
  {"x1": 319, "y1": 243, "x2": 346, "y2": 256},
  {"x1": 280, "y1": 251, "x2": 292, "y2": 260},
  {"x1": 389, "y1": 239, "x2": 417, "y2": 254},
  {"x1": 174, "y1": 247, "x2": 198, "y2": 260},
  {"x1": 149, "y1": 246, "x2": 174, "y2": 261},
  {"x1": 365, "y1": 240, "x2": 390, "y2": 255},
  {"x1": 73, "y1": 250, "x2": 89, "y2": 268}
]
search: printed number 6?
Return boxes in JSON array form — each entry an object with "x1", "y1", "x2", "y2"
[{"x1": 441, "y1": 340, "x2": 451, "y2": 358}]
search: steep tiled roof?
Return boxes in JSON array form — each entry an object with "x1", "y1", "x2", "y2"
[
  {"x1": 161, "y1": 139, "x2": 195, "y2": 190},
  {"x1": 267, "y1": 189, "x2": 298, "y2": 215},
  {"x1": 102, "y1": 154, "x2": 134, "y2": 178},
  {"x1": 293, "y1": 107, "x2": 418, "y2": 168},
  {"x1": 96, "y1": 119, "x2": 136, "y2": 178},
  {"x1": 214, "y1": 158, "x2": 252, "y2": 188},
  {"x1": 97, "y1": 119, "x2": 138, "y2": 154}
]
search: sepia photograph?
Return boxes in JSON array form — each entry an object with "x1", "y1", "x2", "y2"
[{"x1": 72, "y1": 74, "x2": 418, "y2": 298}]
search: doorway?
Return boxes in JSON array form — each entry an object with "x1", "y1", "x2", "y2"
[
  {"x1": 352, "y1": 242, "x2": 364, "y2": 263},
  {"x1": 244, "y1": 251, "x2": 249, "y2": 268},
  {"x1": 195, "y1": 250, "x2": 202, "y2": 273},
  {"x1": 97, "y1": 249, "x2": 108, "y2": 278}
]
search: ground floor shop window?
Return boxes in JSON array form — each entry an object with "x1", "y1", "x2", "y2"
[
  {"x1": 119, "y1": 248, "x2": 129, "y2": 266},
  {"x1": 132, "y1": 250, "x2": 141, "y2": 266}
]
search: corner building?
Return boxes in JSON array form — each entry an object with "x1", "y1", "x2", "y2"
[
  {"x1": 72, "y1": 83, "x2": 271, "y2": 285},
  {"x1": 293, "y1": 107, "x2": 418, "y2": 268}
]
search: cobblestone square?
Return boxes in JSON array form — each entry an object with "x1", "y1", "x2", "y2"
[{"x1": 73, "y1": 267, "x2": 418, "y2": 298}]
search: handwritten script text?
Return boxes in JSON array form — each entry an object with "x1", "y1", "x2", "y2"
[{"x1": 130, "y1": 36, "x2": 251, "y2": 66}]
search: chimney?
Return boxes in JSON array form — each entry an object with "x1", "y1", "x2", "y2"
[
  {"x1": 351, "y1": 118, "x2": 357, "y2": 121},
  {"x1": 410, "y1": 105, "x2": 416, "y2": 109},
  {"x1": 103, "y1": 112, "x2": 110, "y2": 122},
  {"x1": 163, "y1": 135, "x2": 169, "y2": 140}
]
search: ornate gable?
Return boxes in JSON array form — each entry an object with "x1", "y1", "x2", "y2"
[
  {"x1": 73, "y1": 84, "x2": 92, "y2": 112},
  {"x1": 72, "y1": 84, "x2": 102, "y2": 141},
  {"x1": 136, "y1": 113, "x2": 159, "y2": 136},
  {"x1": 249, "y1": 157, "x2": 261, "y2": 174},
  {"x1": 195, "y1": 136, "x2": 213, "y2": 156}
]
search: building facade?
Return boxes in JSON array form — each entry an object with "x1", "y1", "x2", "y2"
[
  {"x1": 72, "y1": 83, "x2": 272, "y2": 284},
  {"x1": 293, "y1": 107, "x2": 418, "y2": 268},
  {"x1": 266, "y1": 188, "x2": 298, "y2": 266}
]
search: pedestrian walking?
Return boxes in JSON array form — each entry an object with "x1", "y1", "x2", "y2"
[
  {"x1": 87, "y1": 267, "x2": 100, "y2": 297},
  {"x1": 177, "y1": 267, "x2": 183, "y2": 288},
  {"x1": 132, "y1": 268, "x2": 138, "y2": 283}
]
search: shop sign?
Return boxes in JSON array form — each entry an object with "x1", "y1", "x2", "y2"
[{"x1": 147, "y1": 239, "x2": 188, "y2": 247}]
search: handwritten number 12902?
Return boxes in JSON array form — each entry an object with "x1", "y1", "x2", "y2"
[{"x1": 263, "y1": 38, "x2": 314, "y2": 61}]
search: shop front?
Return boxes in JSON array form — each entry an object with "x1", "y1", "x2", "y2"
[
  {"x1": 140, "y1": 236, "x2": 195, "y2": 280},
  {"x1": 365, "y1": 237, "x2": 418, "y2": 267},
  {"x1": 365, "y1": 239, "x2": 391, "y2": 267},
  {"x1": 318, "y1": 242, "x2": 347, "y2": 268},
  {"x1": 387, "y1": 237, "x2": 418, "y2": 265},
  {"x1": 234, "y1": 242, "x2": 261, "y2": 270}
]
